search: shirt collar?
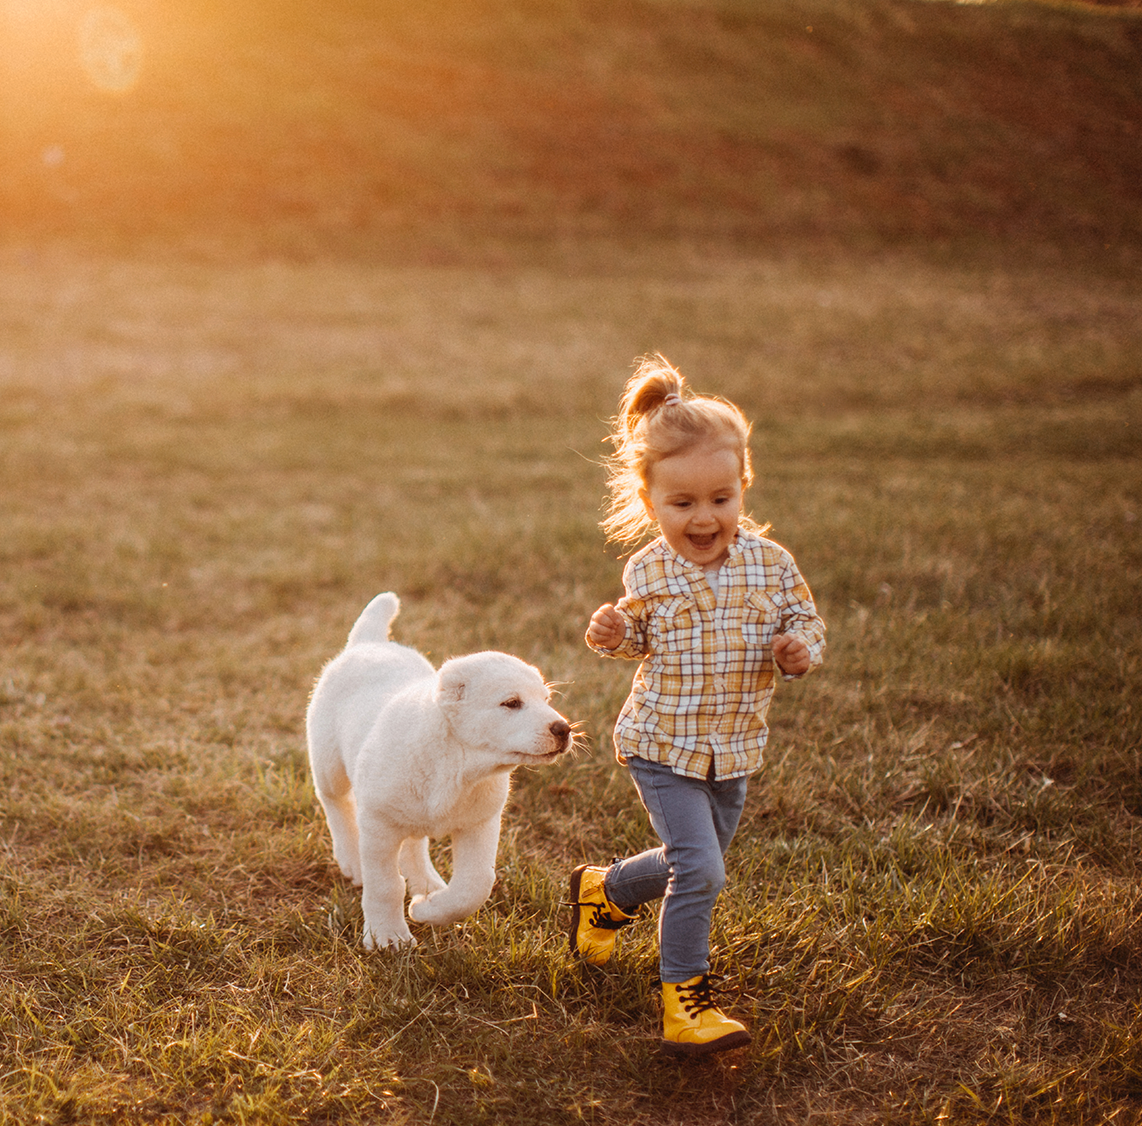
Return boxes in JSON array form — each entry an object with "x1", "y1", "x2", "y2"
[{"x1": 654, "y1": 529, "x2": 747, "y2": 578}]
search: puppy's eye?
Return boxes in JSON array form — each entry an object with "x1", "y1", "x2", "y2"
[{"x1": 500, "y1": 697, "x2": 523, "y2": 710}]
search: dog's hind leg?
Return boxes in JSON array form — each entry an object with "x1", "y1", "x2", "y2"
[
  {"x1": 312, "y1": 766, "x2": 363, "y2": 887},
  {"x1": 399, "y1": 837, "x2": 447, "y2": 900},
  {"x1": 407, "y1": 815, "x2": 500, "y2": 926}
]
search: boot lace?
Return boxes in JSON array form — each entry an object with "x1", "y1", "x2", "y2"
[
  {"x1": 676, "y1": 974, "x2": 723, "y2": 1016},
  {"x1": 587, "y1": 904, "x2": 631, "y2": 931}
]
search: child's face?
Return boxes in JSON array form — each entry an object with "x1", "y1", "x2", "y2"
[{"x1": 639, "y1": 443, "x2": 744, "y2": 568}]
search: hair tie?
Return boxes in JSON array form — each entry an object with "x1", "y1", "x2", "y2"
[{"x1": 662, "y1": 393, "x2": 683, "y2": 407}]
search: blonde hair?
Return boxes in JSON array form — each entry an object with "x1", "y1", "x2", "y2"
[{"x1": 601, "y1": 354, "x2": 760, "y2": 548}]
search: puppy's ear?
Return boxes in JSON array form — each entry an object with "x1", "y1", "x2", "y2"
[{"x1": 435, "y1": 662, "x2": 466, "y2": 706}]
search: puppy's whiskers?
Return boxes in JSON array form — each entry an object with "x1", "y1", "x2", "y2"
[{"x1": 565, "y1": 721, "x2": 589, "y2": 757}]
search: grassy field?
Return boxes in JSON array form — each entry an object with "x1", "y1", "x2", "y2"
[
  {"x1": 2, "y1": 0, "x2": 1142, "y2": 1121},
  {"x1": 2, "y1": 0, "x2": 1141, "y2": 251},
  {"x1": 0, "y1": 238, "x2": 1140, "y2": 1124}
]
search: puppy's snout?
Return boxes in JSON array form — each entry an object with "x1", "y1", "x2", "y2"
[{"x1": 550, "y1": 718, "x2": 572, "y2": 751}]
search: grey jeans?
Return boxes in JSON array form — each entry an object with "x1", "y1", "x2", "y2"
[{"x1": 603, "y1": 756, "x2": 748, "y2": 983}]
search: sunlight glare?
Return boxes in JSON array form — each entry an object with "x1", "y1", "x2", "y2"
[{"x1": 78, "y1": 5, "x2": 142, "y2": 93}]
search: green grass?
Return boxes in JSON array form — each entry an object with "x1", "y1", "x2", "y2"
[{"x1": 0, "y1": 237, "x2": 1140, "y2": 1123}]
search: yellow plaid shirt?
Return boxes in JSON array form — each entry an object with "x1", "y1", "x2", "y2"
[{"x1": 588, "y1": 530, "x2": 825, "y2": 781}]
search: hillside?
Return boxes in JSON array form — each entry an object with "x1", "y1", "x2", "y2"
[{"x1": 1, "y1": 0, "x2": 1141, "y2": 254}]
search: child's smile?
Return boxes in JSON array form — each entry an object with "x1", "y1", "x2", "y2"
[{"x1": 639, "y1": 444, "x2": 745, "y2": 568}]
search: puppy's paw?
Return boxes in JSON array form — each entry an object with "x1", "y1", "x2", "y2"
[
  {"x1": 408, "y1": 890, "x2": 483, "y2": 926},
  {"x1": 406, "y1": 893, "x2": 435, "y2": 924},
  {"x1": 362, "y1": 925, "x2": 417, "y2": 951}
]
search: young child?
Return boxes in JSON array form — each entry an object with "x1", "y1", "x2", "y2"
[{"x1": 570, "y1": 355, "x2": 825, "y2": 1057}]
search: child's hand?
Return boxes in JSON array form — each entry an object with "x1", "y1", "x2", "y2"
[
  {"x1": 773, "y1": 633, "x2": 811, "y2": 676},
  {"x1": 588, "y1": 604, "x2": 626, "y2": 650}
]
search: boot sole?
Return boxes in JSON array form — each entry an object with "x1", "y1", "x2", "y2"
[{"x1": 661, "y1": 1029, "x2": 752, "y2": 1058}]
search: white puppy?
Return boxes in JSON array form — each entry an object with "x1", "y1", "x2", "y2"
[{"x1": 307, "y1": 592, "x2": 572, "y2": 949}]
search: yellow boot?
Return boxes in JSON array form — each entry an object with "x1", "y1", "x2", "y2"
[
  {"x1": 661, "y1": 975, "x2": 751, "y2": 1057},
  {"x1": 567, "y1": 865, "x2": 638, "y2": 966}
]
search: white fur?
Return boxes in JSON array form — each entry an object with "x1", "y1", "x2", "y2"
[{"x1": 307, "y1": 592, "x2": 572, "y2": 950}]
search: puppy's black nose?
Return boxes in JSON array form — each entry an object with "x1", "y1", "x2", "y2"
[{"x1": 550, "y1": 719, "x2": 572, "y2": 749}]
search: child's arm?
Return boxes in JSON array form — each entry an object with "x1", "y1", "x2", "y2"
[
  {"x1": 585, "y1": 598, "x2": 647, "y2": 658},
  {"x1": 772, "y1": 633, "x2": 812, "y2": 676},
  {"x1": 771, "y1": 555, "x2": 826, "y2": 679},
  {"x1": 587, "y1": 604, "x2": 626, "y2": 650}
]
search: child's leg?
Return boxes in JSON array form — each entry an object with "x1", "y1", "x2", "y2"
[
  {"x1": 618, "y1": 757, "x2": 747, "y2": 982},
  {"x1": 601, "y1": 845, "x2": 669, "y2": 912},
  {"x1": 604, "y1": 761, "x2": 745, "y2": 913},
  {"x1": 590, "y1": 758, "x2": 752, "y2": 1055}
]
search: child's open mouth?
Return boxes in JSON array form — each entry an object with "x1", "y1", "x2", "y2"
[{"x1": 688, "y1": 534, "x2": 717, "y2": 549}]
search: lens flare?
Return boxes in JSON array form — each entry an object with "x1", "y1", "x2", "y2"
[{"x1": 78, "y1": 5, "x2": 142, "y2": 93}]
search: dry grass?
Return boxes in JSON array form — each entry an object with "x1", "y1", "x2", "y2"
[
  {"x1": 0, "y1": 235, "x2": 1140, "y2": 1123},
  {"x1": 1, "y1": 0, "x2": 1140, "y2": 252},
  {"x1": 2, "y1": 2, "x2": 1141, "y2": 1122}
]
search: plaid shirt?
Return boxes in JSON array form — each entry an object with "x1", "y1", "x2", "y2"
[{"x1": 588, "y1": 530, "x2": 825, "y2": 781}]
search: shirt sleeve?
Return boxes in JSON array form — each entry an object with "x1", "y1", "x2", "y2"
[{"x1": 777, "y1": 557, "x2": 826, "y2": 679}]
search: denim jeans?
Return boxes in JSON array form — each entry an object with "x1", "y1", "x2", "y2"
[{"x1": 603, "y1": 757, "x2": 748, "y2": 983}]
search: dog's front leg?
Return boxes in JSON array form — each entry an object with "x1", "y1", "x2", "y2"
[
  {"x1": 357, "y1": 815, "x2": 416, "y2": 950},
  {"x1": 407, "y1": 815, "x2": 500, "y2": 926}
]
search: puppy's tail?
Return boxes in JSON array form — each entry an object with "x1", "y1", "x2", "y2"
[{"x1": 346, "y1": 591, "x2": 401, "y2": 647}]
